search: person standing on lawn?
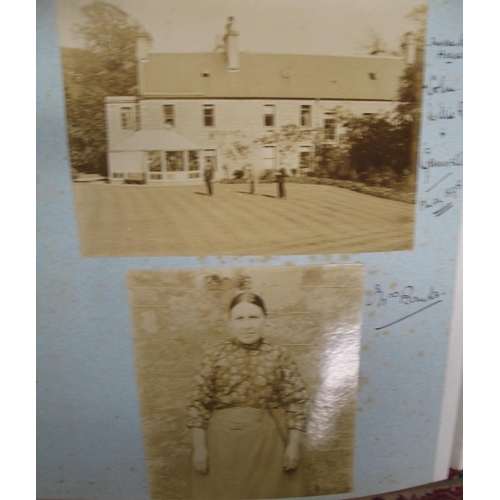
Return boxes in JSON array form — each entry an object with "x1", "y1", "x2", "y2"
[
  {"x1": 276, "y1": 167, "x2": 287, "y2": 199},
  {"x1": 204, "y1": 163, "x2": 214, "y2": 196},
  {"x1": 247, "y1": 165, "x2": 258, "y2": 195}
]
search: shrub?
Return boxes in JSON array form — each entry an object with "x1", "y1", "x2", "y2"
[{"x1": 258, "y1": 169, "x2": 277, "y2": 182}]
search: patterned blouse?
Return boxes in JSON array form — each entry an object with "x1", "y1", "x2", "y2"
[{"x1": 187, "y1": 338, "x2": 308, "y2": 431}]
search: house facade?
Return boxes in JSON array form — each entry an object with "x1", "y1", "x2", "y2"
[{"x1": 106, "y1": 18, "x2": 415, "y2": 185}]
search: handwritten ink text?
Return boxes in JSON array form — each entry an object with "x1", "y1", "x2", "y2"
[
  {"x1": 420, "y1": 152, "x2": 463, "y2": 170},
  {"x1": 445, "y1": 180, "x2": 462, "y2": 198},
  {"x1": 436, "y1": 50, "x2": 463, "y2": 60},
  {"x1": 426, "y1": 75, "x2": 460, "y2": 95},
  {"x1": 428, "y1": 36, "x2": 463, "y2": 47},
  {"x1": 427, "y1": 104, "x2": 456, "y2": 121},
  {"x1": 366, "y1": 285, "x2": 445, "y2": 307}
]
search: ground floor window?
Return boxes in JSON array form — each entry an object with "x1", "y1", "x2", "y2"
[
  {"x1": 189, "y1": 151, "x2": 200, "y2": 171},
  {"x1": 147, "y1": 151, "x2": 162, "y2": 172},
  {"x1": 145, "y1": 150, "x2": 202, "y2": 180},
  {"x1": 263, "y1": 146, "x2": 277, "y2": 170},
  {"x1": 299, "y1": 146, "x2": 312, "y2": 172},
  {"x1": 165, "y1": 151, "x2": 184, "y2": 172}
]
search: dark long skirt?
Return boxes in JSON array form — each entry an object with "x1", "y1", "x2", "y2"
[
  {"x1": 277, "y1": 182, "x2": 286, "y2": 199},
  {"x1": 191, "y1": 407, "x2": 306, "y2": 499}
]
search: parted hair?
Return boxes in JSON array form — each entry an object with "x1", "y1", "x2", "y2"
[{"x1": 228, "y1": 292, "x2": 267, "y2": 315}]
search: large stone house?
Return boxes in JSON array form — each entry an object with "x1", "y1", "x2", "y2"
[{"x1": 106, "y1": 18, "x2": 415, "y2": 185}]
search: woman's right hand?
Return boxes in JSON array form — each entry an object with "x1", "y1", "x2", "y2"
[{"x1": 192, "y1": 446, "x2": 209, "y2": 474}]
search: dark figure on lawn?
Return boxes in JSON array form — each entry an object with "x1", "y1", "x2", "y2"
[
  {"x1": 276, "y1": 168, "x2": 287, "y2": 199},
  {"x1": 204, "y1": 164, "x2": 214, "y2": 196},
  {"x1": 247, "y1": 165, "x2": 258, "y2": 195}
]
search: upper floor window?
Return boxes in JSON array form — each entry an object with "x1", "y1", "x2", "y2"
[
  {"x1": 264, "y1": 105, "x2": 275, "y2": 127},
  {"x1": 163, "y1": 105, "x2": 175, "y2": 126},
  {"x1": 203, "y1": 105, "x2": 215, "y2": 127},
  {"x1": 300, "y1": 105, "x2": 312, "y2": 127},
  {"x1": 324, "y1": 113, "x2": 336, "y2": 141},
  {"x1": 120, "y1": 107, "x2": 133, "y2": 130}
]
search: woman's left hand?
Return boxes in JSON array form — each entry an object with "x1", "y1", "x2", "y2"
[
  {"x1": 283, "y1": 429, "x2": 302, "y2": 471},
  {"x1": 283, "y1": 443, "x2": 300, "y2": 472},
  {"x1": 283, "y1": 442, "x2": 301, "y2": 471}
]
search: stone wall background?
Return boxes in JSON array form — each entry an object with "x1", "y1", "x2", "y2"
[{"x1": 127, "y1": 265, "x2": 364, "y2": 499}]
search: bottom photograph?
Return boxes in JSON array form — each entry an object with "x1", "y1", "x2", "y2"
[{"x1": 126, "y1": 264, "x2": 365, "y2": 500}]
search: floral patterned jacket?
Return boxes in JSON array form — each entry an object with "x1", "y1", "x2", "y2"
[{"x1": 187, "y1": 338, "x2": 308, "y2": 431}]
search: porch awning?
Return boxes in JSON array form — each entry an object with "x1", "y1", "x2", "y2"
[{"x1": 110, "y1": 129, "x2": 200, "y2": 152}]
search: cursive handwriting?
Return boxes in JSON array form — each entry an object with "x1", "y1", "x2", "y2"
[
  {"x1": 445, "y1": 180, "x2": 462, "y2": 198},
  {"x1": 429, "y1": 36, "x2": 463, "y2": 47},
  {"x1": 426, "y1": 75, "x2": 460, "y2": 95},
  {"x1": 436, "y1": 50, "x2": 463, "y2": 60},
  {"x1": 419, "y1": 197, "x2": 443, "y2": 210},
  {"x1": 366, "y1": 284, "x2": 445, "y2": 307},
  {"x1": 420, "y1": 152, "x2": 463, "y2": 170},
  {"x1": 427, "y1": 104, "x2": 456, "y2": 121}
]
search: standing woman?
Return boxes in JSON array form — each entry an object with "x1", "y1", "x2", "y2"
[
  {"x1": 247, "y1": 165, "x2": 256, "y2": 195},
  {"x1": 204, "y1": 163, "x2": 214, "y2": 196},
  {"x1": 276, "y1": 167, "x2": 287, "y2": 199},
  {"x1": 187, "y1": 292, "x2": 308, "y2": 500}
]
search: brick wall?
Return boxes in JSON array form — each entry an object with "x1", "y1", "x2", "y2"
[{"x1": 127, "y1": 265, "x2": 364, "y2": 499}]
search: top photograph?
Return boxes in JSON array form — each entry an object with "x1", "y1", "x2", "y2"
[{"x1": 56, "y1": 0, "x2": 428, "y2": 258}]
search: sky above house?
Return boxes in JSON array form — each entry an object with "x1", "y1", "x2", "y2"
[{"x1": 56, "y1": 0, "x2": 427, "y2": 57}]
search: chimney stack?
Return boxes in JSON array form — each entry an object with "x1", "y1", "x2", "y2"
[
  {"x1": 224, "y1": 16, "x2": 240, "y2": 71},
  {"x1": 136, "y1": 36, "x2": 150, "y2": 95},
  {"x1": 401, "y1": 32, "x2": 417, "y2": 65}
]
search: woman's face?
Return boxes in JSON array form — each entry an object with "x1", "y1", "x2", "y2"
[{"x1": 229, "y1": 302, "x2": 266, "y2": 344}]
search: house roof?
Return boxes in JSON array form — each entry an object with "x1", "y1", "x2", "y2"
[
  {"x1": 140, "y1": 52, "x2": 405, "y2": 100},
  {"x1": 110, "y1": 130, "x2": 200, "y2": 152}
]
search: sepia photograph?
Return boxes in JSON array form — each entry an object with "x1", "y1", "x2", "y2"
[
  {"x1": 126, "y1": 264, "x2": 365, "y2": 499},
  {"x1": 56, "y1": 0, "x2": 428, "y2": 257}
]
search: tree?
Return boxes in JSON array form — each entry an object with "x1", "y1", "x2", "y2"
[
  {"x1": 73, "y1": 1, "x2": 151, "y2": 95},
  {"x1": 62, "y1": 1, "x2": 152, "y2": 174},
  {"x1": 395, "y1": 3, "x2": 428, "y2": 188}
]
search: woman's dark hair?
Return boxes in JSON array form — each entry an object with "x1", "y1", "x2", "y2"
[{"x1": 229, "y1": 292, "x2": 267, "y2": 315}]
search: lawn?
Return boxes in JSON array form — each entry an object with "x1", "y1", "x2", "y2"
[{"x1": 73, "y1": 182, "x2": 415, "y2": 257}]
